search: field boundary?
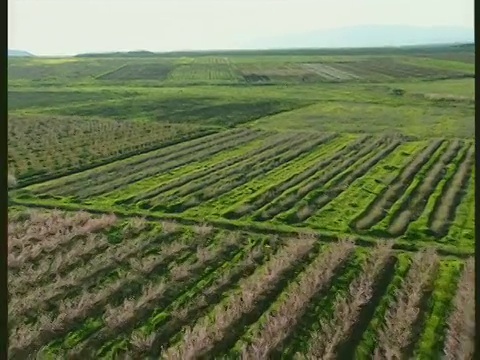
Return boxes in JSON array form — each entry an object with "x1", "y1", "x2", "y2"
[{"x1": 9, "y1": 198, "x2": 472, "y2": 258}]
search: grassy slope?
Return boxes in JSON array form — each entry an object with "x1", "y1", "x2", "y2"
[
  {"x1": 9, "y1": 50, "x2": 473, "y2": 131},
  {"x1": 249, "y1": 96, "x2": 474, "y2": 138},
  {"x1": 386, "y1": 78, "x2": 474, "y2": 98}
]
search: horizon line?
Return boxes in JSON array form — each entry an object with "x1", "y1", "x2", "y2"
[{"x1": 8, "y1": 41, "x2": 474, "y2": 58}]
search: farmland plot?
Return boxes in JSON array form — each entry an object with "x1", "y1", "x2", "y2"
[
  {"x1": 301, "y1": 63, "x2": 360, "y2": 81},
  {"x1": 331, "y1": 58, "x2": 470, "y2": 80},
  {"x1": 192, "y1": 57, "x2": 232, "y2": 64},
  {"x1": 8, "y1": 208, "x2": 473, "y2": 359},
  {"x1": 8, "y1": 45, "x2": 475, "y2": 360},
  {"x1": 414, "y1": 51, "x2": 475, "y2": 64},
  {"x1": 8, "y1": 90, "x2": 128, "y2": 111},
  {"x1": 23, "y1": 128, "x2": 268, "y2": 199},
  {"x1": 14, "y1": 132, "x2": 474, "y2": 253},
  {"x1": 236, "y1": 63, "x2": 321, "y2": 83},
  {"x1": 352, "y1": 140, "x2": 474, "y2": 239},
  {"x1": 97, "y1": 63, "x2": 175, "y2": 81},
  {"x1": 38, "y1": 95, "x2": 310, "y2": 127},
  {"x1": 8, "y1": 115, "x2": 213, "y2": 186},
  {"x1": 165, "y1": 62, "x2": 241, "y2": 83},
  {"x1": 8, "y1": 58, "x2": 127, "y2": 81}
]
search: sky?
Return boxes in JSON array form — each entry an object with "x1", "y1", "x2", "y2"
[{"x1": 8, "y1": 0, "x2": 474, "y2": 56}]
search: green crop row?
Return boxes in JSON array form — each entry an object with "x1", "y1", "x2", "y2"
[
  {"x1": 405, "y1": 142, "x2": 470, "y2": 240},
  {"x1": 308, "y1": 141, "x2": 425, "y2": 232}
]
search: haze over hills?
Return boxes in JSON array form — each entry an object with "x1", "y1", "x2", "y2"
[
  {"x1": 8, "y1": 49, "x2": 35, "y2": 57},
  {"x1": 245, "y1": 25, "x2": 475, "y2": 49},
  {"x1": 9, "y1": 25, "x2": 474, "y2": 57}
]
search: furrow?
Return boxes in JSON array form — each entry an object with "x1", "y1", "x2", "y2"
[
  {"x1": 155, "y1": 134, "x2": 336, "y2": 213},
  {"x1": 373, "y1": 249, "x2": 440, "y2": 359},
  {"x1": 8, "y1": 213, "x2": 117, "y2": 271},
  {"x1": 442, "y1": 258, "x2": 474, "y2": 360},
  {"x1": 353, "y1": 139, "x2": 444, "y2": 231},
  {"x1": 147, "y1": 133, "x2": 323, "y2": 208},
  {"x1": 32, "y1": 128, "x2": 253, "y2": 194},
  {"x1": 128, "y1": 237, "x2": 282, "y2": 358},
  {"x1": 429, "y1": 145, "x2": 474, "y2": 237},
  {"x1": 354, "y1": 253, "x2": 412, "y2": 358},
  {"x1": 9, "y1": 227, "x2": 183, "y2": 324},
  {"x1": 67, "y1": 130, "x2": 265, "y2": 199},
  {"x1": 305, "y1": 139, "x2": 401, "y2": 225},
  {"x1": 387, "y1": 140, "x2": 463, "y2": 236},
  {"x1": 58, "y1": 233, "x2": 250, "y2": 357},
  {"x1": 276, "y1": 137, "x2": 389, "y2": 224},
  {"x1": 119, "y1": 132, "x2": 297, "y2": 205},
  {"x1": 413, "y1": 260, "x2": 463, "y2": 359},
  {"x1": 8, "y1": 235, "x2": 201, "y2": 358},
  {"x1": 160, "y1": 237, "x2": 318, "y2": 359},
  {"x1": 226, "y1": 135, "x2": 370, "y2": 220},
  {"x1": 237, "y1": 240, "x2": 357, "y2": 359},
  {"x1": 404, "y1": 143, "x2": 470, "y2": 240},
  {"x1": 300, "y1": 243, "x2": 393, "y2": 359}
]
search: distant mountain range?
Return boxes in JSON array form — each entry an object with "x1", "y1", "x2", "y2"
[
  {"x1": 246, "y1": 25, "x2": 475, "y2": 49},
  {"x1": 75, "y1": 50, "x2": 157, "y2": 58},
  {"x1": 8, "y1": 49, "x2": 34, "y2": 57}
]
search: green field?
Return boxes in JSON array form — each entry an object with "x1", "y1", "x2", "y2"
[{"x1": 8, "y1": 44, "x2": 475, "y2": 359}]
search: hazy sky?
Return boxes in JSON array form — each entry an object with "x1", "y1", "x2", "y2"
[{"x1": 8, "y1": 0, "x2": 474, "y2": 56}]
